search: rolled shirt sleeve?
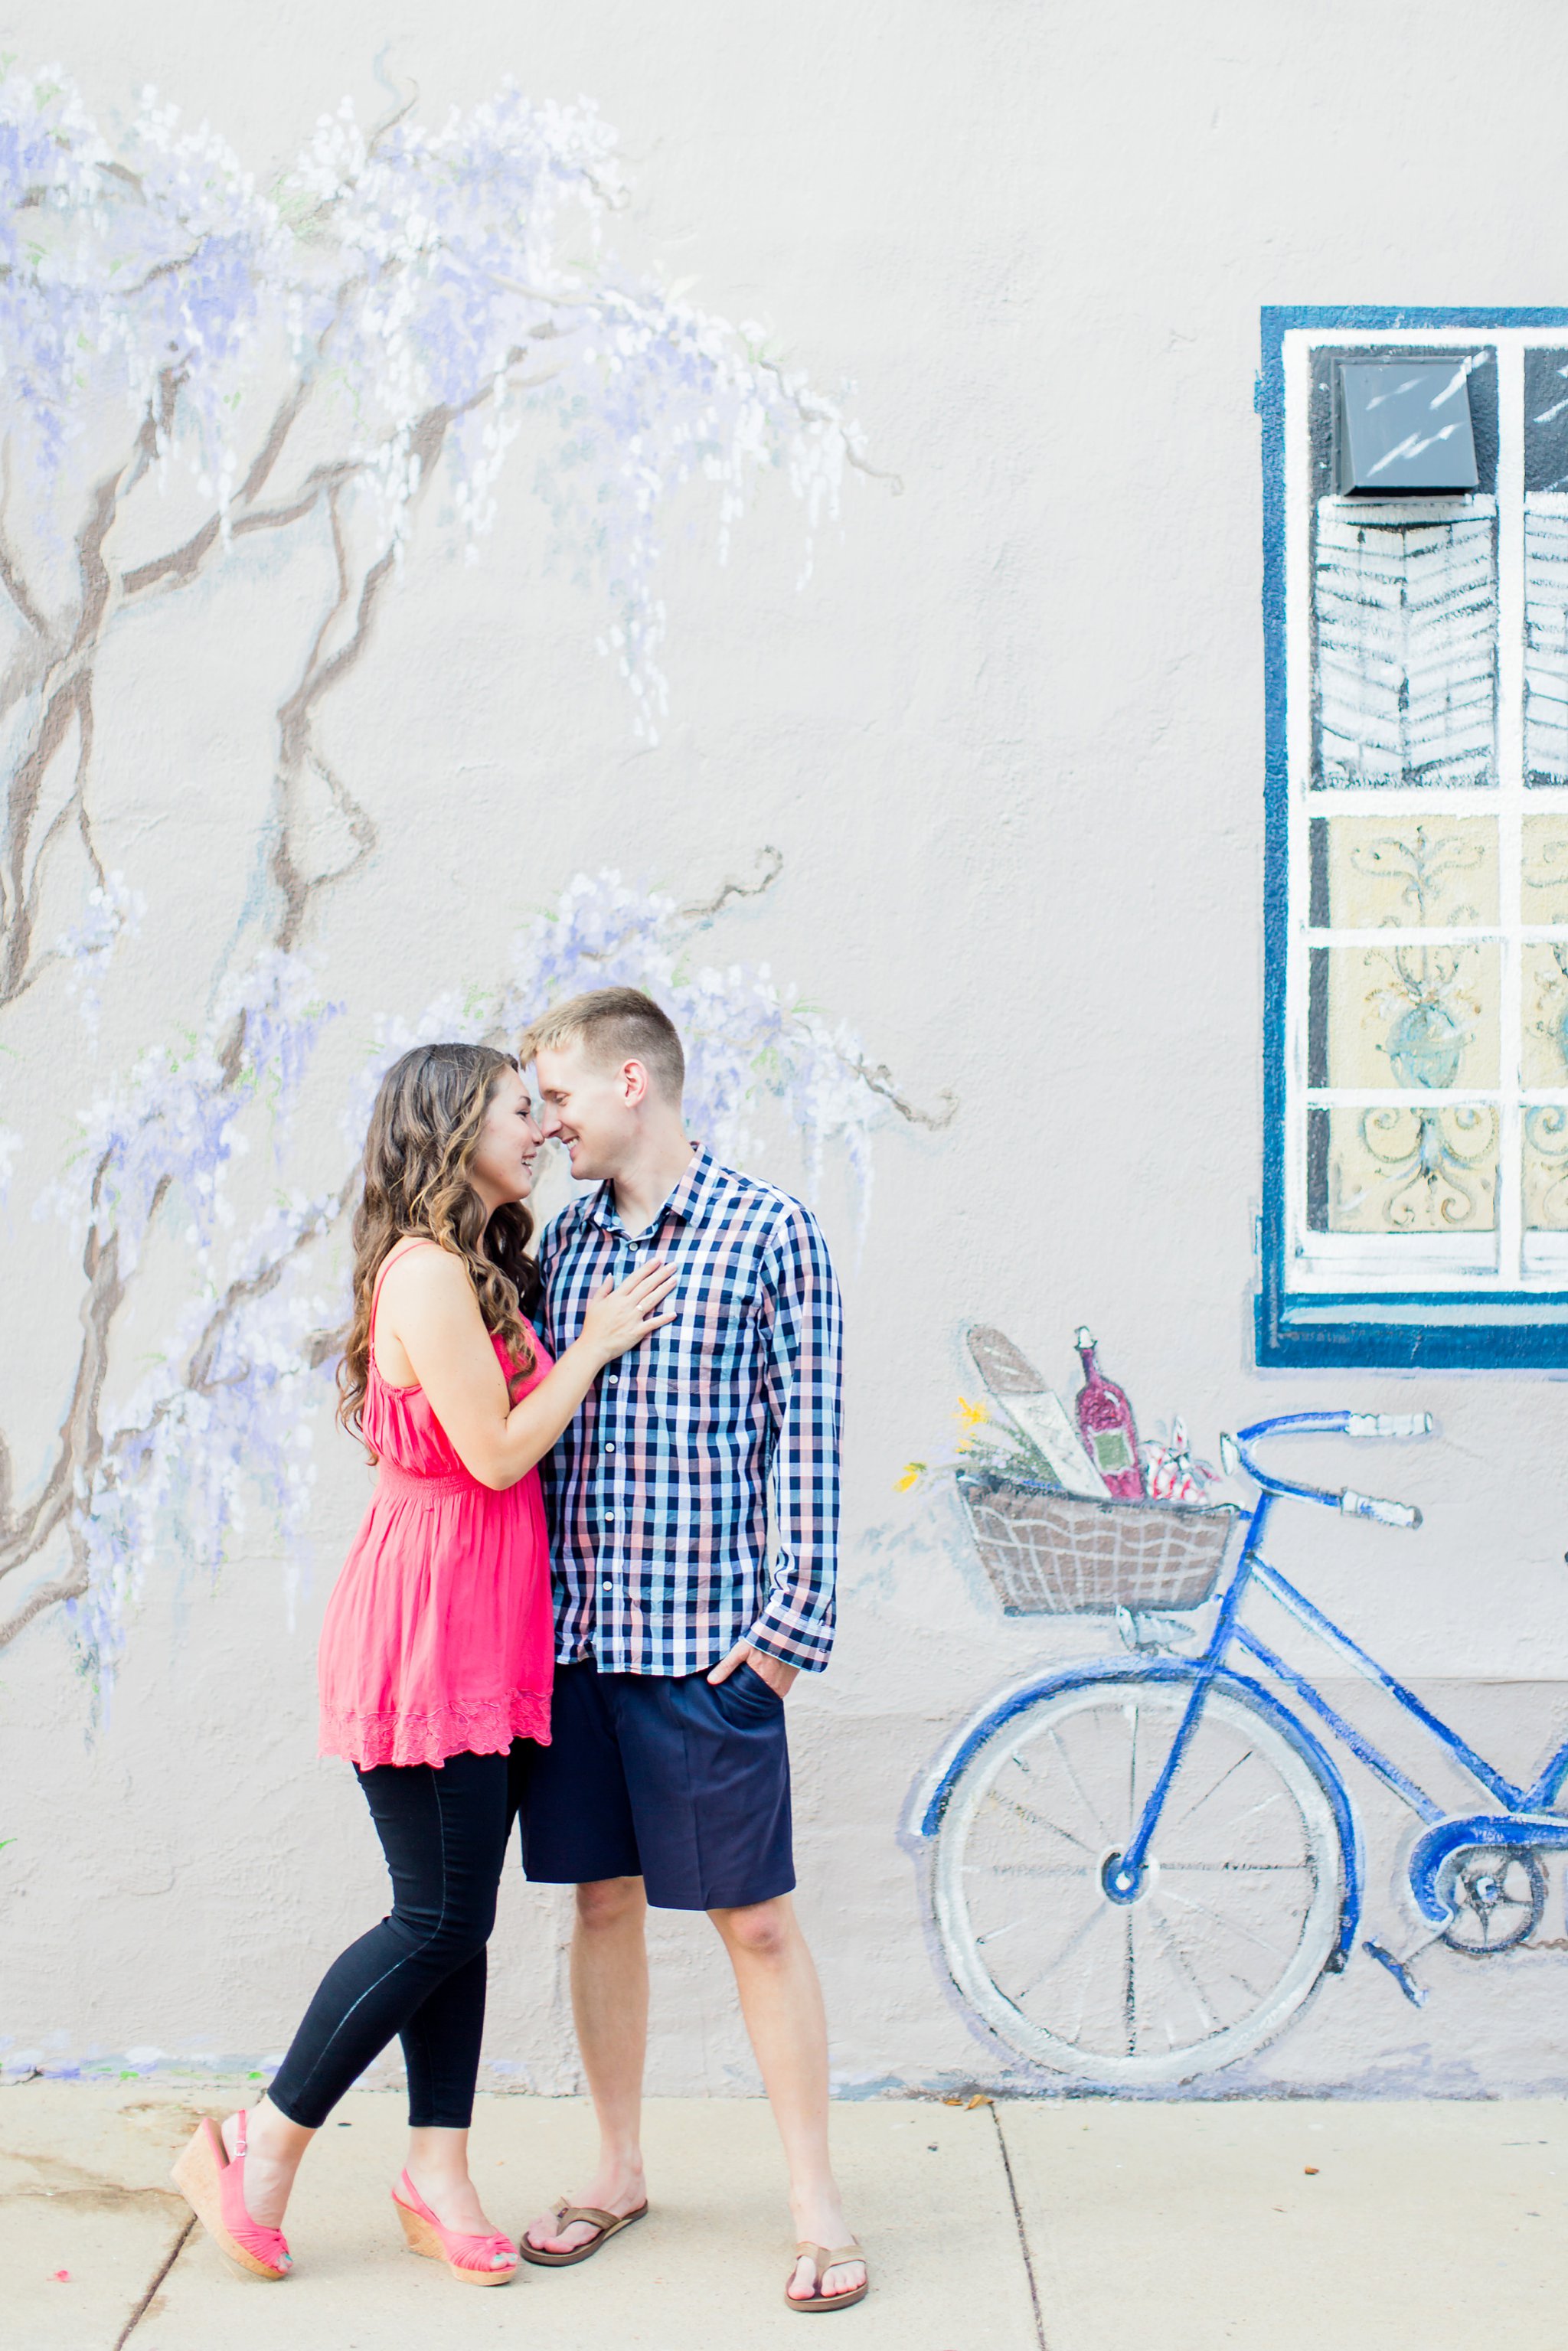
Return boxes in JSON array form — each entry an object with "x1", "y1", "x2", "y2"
[{"x1": 746, "y1": 1202, "x2": 842, "y2": 1670}]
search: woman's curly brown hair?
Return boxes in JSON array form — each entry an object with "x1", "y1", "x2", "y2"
[{"x1": 338, "y1": 1043, "x2": 543, "y2": 1444}]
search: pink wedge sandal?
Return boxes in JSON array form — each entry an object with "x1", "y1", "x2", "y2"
[
  {"x1": 391, "y1": 2170, "x2": 520, "y2": 2285},
  {"x1": 170, "y1": 2111, "x2": 292, "y2": 2281}
]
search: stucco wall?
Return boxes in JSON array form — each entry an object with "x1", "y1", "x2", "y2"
[{"x1": 8, "y1": 0, "x2": 1568, "y2": 2100}]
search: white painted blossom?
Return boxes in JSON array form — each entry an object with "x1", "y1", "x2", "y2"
[
  {"x1": 1, "y1": 65, "x2": 860, "y2": 727},
  {"x1": 30, "y1": 954, "x2": 340, "y2": 1674},
  {"x1": 0, "y1": 66, "x2": 282, "y2": 495},
  {"x1": 39, "y1": 954, "x2": 336, "y2": 1276},
  {"x1": 53, "y1": 873, "x2": 144, "y2": 1038},
  {"x1": 503, "y1": 872, "x2": 890, "y2": 1221},
  {"x1": 1, "y1": 69, "x2": 901, "y2": 1681},
  {"x1": 44, "y1": 880, "x2": 896, "y2": 1676}
]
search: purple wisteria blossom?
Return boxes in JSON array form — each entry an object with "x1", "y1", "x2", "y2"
[
  {"x1": 504, "y1": 872, "x2": 900, "y2": 1220},
  {"x1": 0, "y1": 67, "x2": 926, "y2": 1686},
  {"x1": 34, "y1": 873, "x2": 920, "y2": 1683},
  {"x1": 0, "y1": 67, "x2": 864, "y2": 726}
]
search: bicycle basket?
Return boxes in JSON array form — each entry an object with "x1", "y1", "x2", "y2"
[{"x1": 955, "y1": 1471, "x2": 1238, "y2": 1615}]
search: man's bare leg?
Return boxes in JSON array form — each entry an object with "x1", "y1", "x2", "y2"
[
  {"x1": 524, "y1": 1876, "x2": 650, "y2": 2255},
  {"x1": 710, "y1": 1892, "x2": 864, "y2": 2304}
]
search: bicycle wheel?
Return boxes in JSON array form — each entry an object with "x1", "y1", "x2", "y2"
[{"x1": 931, "y1": 1673, "x2": 1345, "y2": 2088}]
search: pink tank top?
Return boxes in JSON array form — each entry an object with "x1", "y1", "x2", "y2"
[{"x1": 317, "y1": 1245, "x2": 555, "y2": 1769}]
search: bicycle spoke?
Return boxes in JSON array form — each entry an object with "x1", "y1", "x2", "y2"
[
  {"x1": 935, "y1": 1677, "x2": 1343, "y2": 2082},
  {"x1": 1126, "y1": 1700, "x2": 1141, "y2": 1844},
  {"x1": 1142, "y1": 1896, "x2": 1220, "y2": 2037},
  {"x1": 1047, "y1": 1726, "x2": 1116, "y2": 1847},
  {"x1": 964, "y1": 1861, "x2": 1097, "y2": 1879},
  {"x1": 1155, "y1": 1900, "x2": 1269, "y2": 2005},
  {"x1": 1171, "y1": 1746, "x2": 1253, "y2": 1831},
  {"x1": 1228, "y1": 1786, "x2": 1288, "y2": 1829},
  {"x1": 1159, "y1": 1861, "x2": 1311, "y2": 1874},
  {"x1": 1012, "y1": 1887, "x2": 1122, "y2": 2009},
  {"x1": 1060, "y1": 1902, "x2": 1126, "y2": 2048},
  {"x1": 1147, "y1": 1880, "x2": 1297, "y2": 2012},
  {"x1": 1161, "y1": 1879, "x2": 1304, "y2": 1969},
  {"x1": 981, "y1": 1789, "x2": 1099, "y2": 1855}
]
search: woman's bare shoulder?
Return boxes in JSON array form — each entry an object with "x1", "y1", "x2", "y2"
[{"x1": 378, "y1": 1240, "x2": 472, "y2": 1302}]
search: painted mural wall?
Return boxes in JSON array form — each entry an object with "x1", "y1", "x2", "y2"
[{"x1": 9, "y1": 0, "x2": 1568, "y2": 2104}]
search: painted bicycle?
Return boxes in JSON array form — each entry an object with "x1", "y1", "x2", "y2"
[{"x1": 904, "y1": 1409, "x2": 1568, "y2": 2089}]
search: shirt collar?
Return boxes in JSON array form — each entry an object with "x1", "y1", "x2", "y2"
[{"x1": 585, "y1": 1141, "x2": 720, "y2": 1237}]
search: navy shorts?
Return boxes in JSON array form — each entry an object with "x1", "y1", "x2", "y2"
[{"x1": 516, "y1": 1657, "x2": 795, "y2": 1911}]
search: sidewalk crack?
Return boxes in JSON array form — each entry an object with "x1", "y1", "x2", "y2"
[
  {"x1": 990, "y1": 2102, "x2": 1048, "y2": 2351},
  {"x1": 111, "y1": 2213, "x2": 195, "y2": 2350}
]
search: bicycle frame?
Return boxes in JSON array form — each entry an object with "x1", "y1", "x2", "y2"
[{"x1": 1106, "y1": 1409, "x2": 1568, "y2": 1928}]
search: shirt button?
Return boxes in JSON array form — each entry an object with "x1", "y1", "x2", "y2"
[
  {"x1": 601, "y1": 1578, "x2": 613, "y2": 1593},
  {"x1": 605, "y1": 1442, "x2": 616, "y2": 1455},
  {"x1": 604, "y1": 1513, "x2": 616, "y2": 1527},
  {"x1": 608, "y1": 1373, "x2": 619, "y2": 1384}
]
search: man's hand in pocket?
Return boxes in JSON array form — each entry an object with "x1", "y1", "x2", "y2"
[{"x1": 706, "y1": 1641, "x2": 798, "y2": 1697}]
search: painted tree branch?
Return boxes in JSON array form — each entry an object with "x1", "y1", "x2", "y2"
[
  {"x1": 678, "y1": 844, "x2": 786, "y2": 922},
  {"x1": 1, "y1": 460, "x2": 126, "y2": 1001},
  {"x1": 0, "y1": 344, "x2": 342, "y2": 1007},
  {"x1": 0, "y1": 1205, "x2": 124, "y2": 1598},
  {"x1": 0, "y1": 1171, "x2": 346, "y2": 1651},
  {"x1": 0, "y1": 69, "x2": 908, "y2": 1674}
]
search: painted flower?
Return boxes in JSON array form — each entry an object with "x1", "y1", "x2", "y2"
[
  {"x1": 952, "y1": 1394, "x2": 992, "y2": 1451},
  {"x1": 1, "y1": 72, "x2": 891, "y2": 1682}
]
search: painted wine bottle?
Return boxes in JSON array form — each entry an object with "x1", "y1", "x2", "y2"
[{"x1": 1073, "y1": 1326, "x2": 1145, "y2": 1499}]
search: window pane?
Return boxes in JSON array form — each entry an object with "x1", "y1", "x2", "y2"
[
  {"x1": 1524, "y1": 348, "x2": 1568, "y2": 491},
  {"x1": 1521, "y1": 813, "x2": 1568, "y2": 922},
  {"x1": 1524, "y1": 501, "x2": 1568, "y2": 782},
  {"x1": 1524, "y1": 1107, "x2": 1568, "y2": 1228},
  {"x1": 1523, "y1": 942, "x2": 1568, "y2": 1087},
  {"x1": 1312, "y1": 814, "x2": 1497, "y2": 927},
  {"x1": 1315, "y1": 511, "x2": 1497, "y2": 789},
  {"x1": 1310, "y1": 942, "x2": 1499, "y2": 1089},
  {"x1": 1306, "y1": 1105, "x2": 1498, "y2": 1233}
]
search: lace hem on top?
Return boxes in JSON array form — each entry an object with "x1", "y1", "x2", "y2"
[{"x1": 320, "y1": 1690, "x2": 552, "y2": 1769}]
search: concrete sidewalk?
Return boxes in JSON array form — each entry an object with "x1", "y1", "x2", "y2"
[{"x1": 3, "y1": 2085, "x2": 1566, "y2": 2350}]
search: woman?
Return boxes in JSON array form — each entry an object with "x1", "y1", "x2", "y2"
[{"x1": 171, "y1": 1043, "x2": 674, "y2": 2286}]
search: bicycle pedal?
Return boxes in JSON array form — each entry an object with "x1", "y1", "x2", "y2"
[{"x1": 1363, "y1": 1939, "x2": 1429, "y2": 2007}]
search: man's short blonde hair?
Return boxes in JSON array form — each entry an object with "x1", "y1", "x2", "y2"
[{"x1": 520, "y1": 987, "x2": 685, "y2": 1102}]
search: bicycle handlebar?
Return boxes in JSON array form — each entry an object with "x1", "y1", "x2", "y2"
[
  {"x1": 1340, "y1": 1489, "x2": 1423, "y2": 1530},
  {"x1": 1223, "y1": 1409, "x2": 1432, "y2": 1523},
  {"x1": 1237, "y1": 1408, "x2": 1436, "y2": 1445},
  {"x1": 1344, "y1": 1412, "x2": 1434, "y2": 1441}
]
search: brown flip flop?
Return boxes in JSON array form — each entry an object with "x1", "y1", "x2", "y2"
[
  {"x1": 786, "y1": 2241, "x2": 868, "y2": 2313},
  {"x1": 519, "y1": 2196, "x2": 649, "y2": 2267}
]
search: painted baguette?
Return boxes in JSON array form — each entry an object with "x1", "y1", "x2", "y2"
[{"x1": 965, "y1": 1325, "x2": 1110, "y2": 1499}]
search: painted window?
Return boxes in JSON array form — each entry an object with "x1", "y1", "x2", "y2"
[{"x1": 1259, "y1": 308, "x2": 1568, "y2": 1367}]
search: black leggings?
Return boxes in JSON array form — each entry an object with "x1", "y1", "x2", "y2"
[{"x1": 267, "y1": 1744, "x2": 525, "y2": 2131}]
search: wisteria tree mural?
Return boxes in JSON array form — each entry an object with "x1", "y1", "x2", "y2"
[{"x1": 0, "y1": 67, "x2": 943, "y2": 1676}]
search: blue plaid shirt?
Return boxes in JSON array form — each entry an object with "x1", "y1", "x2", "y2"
[{"x1": 537, "y1": 1144, "x2": 842, "y2": 1676}]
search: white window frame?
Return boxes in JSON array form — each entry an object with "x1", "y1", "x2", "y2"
[{"x1": 1282, "y1": 325, "x2": 1568, "y2": 1298}]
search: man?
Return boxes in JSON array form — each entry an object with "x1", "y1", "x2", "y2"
[{"x1": 514, "y1": 985, "x2": 866, "y2": 2314}]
